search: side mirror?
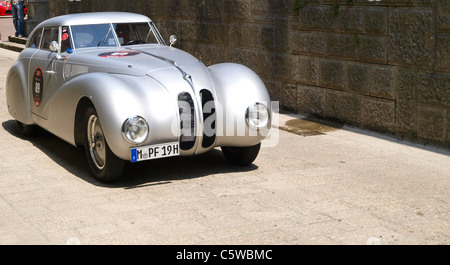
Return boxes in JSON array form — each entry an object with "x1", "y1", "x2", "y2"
[
  {"x1": 49, "y1": 41, "x2": 60, "y2": 52},
  {"x1": 169, "y1": 35, "x2": 177, "y2": 47}
]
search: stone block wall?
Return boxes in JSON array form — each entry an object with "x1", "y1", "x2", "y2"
[{"x1": 48, "y1": 0, "x2": 449, "y2": 146}]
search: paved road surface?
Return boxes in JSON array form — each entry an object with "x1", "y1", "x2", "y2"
[
  {"x1": 0, "y1": 16, "x2": 14, "y2": 41},
  {"x1": 0, "y1": 48, "x2": 449, "y2": 245}
]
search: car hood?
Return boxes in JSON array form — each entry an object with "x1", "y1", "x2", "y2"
[
  {"x1": 65, "y1": 44, "x2": 214, "y2": 94},
  {"x1": 66, "y1": 45, "x2": 204, "y2": 77}
]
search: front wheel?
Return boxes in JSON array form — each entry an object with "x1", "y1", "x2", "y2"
[
  {"x1": 83, "y1": 107, "x2": 124, "y2": 183},
  {"x1": 221, "y1": 143, "x2": 261, "y2": 166}
]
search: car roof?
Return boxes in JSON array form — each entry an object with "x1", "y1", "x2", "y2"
[{"x1": 36, "y1": 12, "x2": 152, "y2": 28}]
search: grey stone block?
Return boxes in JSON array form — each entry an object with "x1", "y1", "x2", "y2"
[
  {"x1": 229, "y1": 48, "x2": 247, "y2": 65},
  {"x1": 283, "y1": 82, "x2": 298, "y2": 112},
  {"x1": 437, "y1": 0, "x2": 450, "y2": 30},
  {"x1": 388, "y1": 8, "x2": 434, "y2": 68},
  {"x1": 223, "y1": 0, "x2": 252, "y2": 22},
  {"x1": 195, "y1": 0, "x2": 223, "y2": 21},
  {"x1": 197, "y1": 22, "x2": 229, "y2": 45},
  {"x1": 297, "y1": 5, "x2": 335, "y2": 31},
  {"x1": 273, "y1": 19, "x2": 291, "y2": 52},
  {"x1": 327, "y1": 33, "x2": 358, "y2": 60},
  {"x1": 271, "y1": 54, "x2": 299, "y2": 82},
  {"x1": 246, "y1": 50, "x2": 270, "y2": 76},
  {"x1": 320, "y1": 59, "x2": 346, "y2": 90},
  {"x1": 325, "y1": 90, "x2": 364, "y2": 125},
  {"x1": 371, "y1": 66, "x2": 395, "y2": 99},
  {"x1": 417, "y1": 72, "x2": 449, "y2": 107},
  {"x1": 230, "y1": 23, "x2": 261, "y2": 48},
  {"x1": 347, "y1": 62, "x2": 370, "y2": 95},
  {"x1": 364, "y1": 98, "x2": 395, "y2": 133},
  {"x1": 396, "y1": 100, "x2": 417, "y2": 137},
  {"x1": 364, "y1": 7, "x2": 387, "y2": 35},
  {"x1": 447, "y1": 109, "x2": 450, "y2": 146},
  {"x1": 261, "y1": 26, "x2": 276, "y2": 50},
  {"x1": 395, "y1": 68, "x2": 418, "y2": 136},
  {"x1": 265, "y1": 80, "x2": 282, "y2": 102},
  {"x1": 297, "y1": 85, "x2": 325, "y2": 115},
  {"x1": 198, "y1": 44, "x2": 230, "y2": 66},
  {"x1": 292, "y1": 31, "x2": 327, "y2": 56},
  {"x1": 436, "y1": 34, "x2": 450, "y2": 71},
  {"x1": 179, "y1": 21, "x2": 198, "y2": 42},
  {"x1": 418, "y1": 106, "x2": 446, "y2": 142},
  {"x1": 251, "y1": 0, "x2": 269, "y2": 14},
  {"x1": 298, "y1": 56, "x2": 320, "y2": 86},
  {"x1": 336, "y1": 7, "x2": 364, "y2": 33},
  {"x1": 359, "y1": 36, "x2": 387, "y2": 64},
  {"x1": 397, "y1": 67, "x2": 417, "y2": 101}
]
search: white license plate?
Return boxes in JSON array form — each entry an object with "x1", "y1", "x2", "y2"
[{"x1": 131, "y1": 142, "x2": 179, "y2": 162}]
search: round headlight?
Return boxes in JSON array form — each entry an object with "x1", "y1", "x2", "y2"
[
  {"x1": 246, "y1": 103, "x2": 270, "y2": 129},
  {"x1": 122, "y1": 116, "x2": 149, "y2": 144}
]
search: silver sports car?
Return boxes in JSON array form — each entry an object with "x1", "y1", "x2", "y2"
[{"x1": 6, "y1": 12, "x2": 272, "y2": 183}]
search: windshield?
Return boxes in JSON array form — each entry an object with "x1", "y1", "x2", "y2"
[
  {"x1": 70, "y1": 22, "x2": 160, "y2": 49},
  {"x1": 114, "y1": 22, "x2": 159, "y2": 46},
  {"x1": 71, "y1": 24, "x2": 116, "y2": 49}
]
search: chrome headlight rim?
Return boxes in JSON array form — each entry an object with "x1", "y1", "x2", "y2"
[
  {"x1": 246, "y1": 102, "x2": 270, "y2": 129},
  {"x1": 121, "y1": 116, "x2": 149, "y2": 144}
]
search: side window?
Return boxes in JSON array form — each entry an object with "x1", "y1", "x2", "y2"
[
  {"x1": 27, "y1": 28, "x2": 43, "y2": 48},
  {"x1": 41, "y1": 27, "x2": 59, "y2": 51},
  {"x1": 61, "y1": 26, "x2": 72, "y2": 52}
]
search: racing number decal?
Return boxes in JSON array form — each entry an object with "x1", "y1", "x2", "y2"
[
  {"x1": 33, "y1": 68, "x2": 44, "y2": 107},
  {"x1": 98, "y1": 51, "x2": 141, "y2": 57}
]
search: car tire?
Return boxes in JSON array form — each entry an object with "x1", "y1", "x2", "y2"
[
  {"x1": 83, "y1": 106, "x2": 125, "y2": 183},
  {"x1": 16, "y1": 120, "x2": 38, "y2": 137},
  {"x1": 221, "y1": 143, "x2": 261, "y2": 166}
]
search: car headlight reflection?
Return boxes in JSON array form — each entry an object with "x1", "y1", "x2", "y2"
[
  {"x1": 122, "y1": 116, "x2": 149, "y2": 144},
  {"x1": 246, "y1": 103, "x2": 270, "y2": 129}
]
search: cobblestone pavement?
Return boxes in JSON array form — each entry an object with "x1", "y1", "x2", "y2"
[{"x1": 0, "y1": 48, "x2": 449, "y2": 245}]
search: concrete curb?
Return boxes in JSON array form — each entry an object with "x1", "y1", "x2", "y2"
[
  {"x1": 0, "y1": 41, "x2": 25, "y2": 52},
  {"x1": 0, "y1": 36, "x2": 26, "y2": 52}
]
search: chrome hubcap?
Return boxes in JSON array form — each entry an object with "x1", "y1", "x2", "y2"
[{"x1": 87, "y1": 114, "x2": 106, "y2": 170}]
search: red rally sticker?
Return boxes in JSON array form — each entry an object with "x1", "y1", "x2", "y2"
[{"x1": 98, "y1": 51, "x2": 141, "y2": 58}]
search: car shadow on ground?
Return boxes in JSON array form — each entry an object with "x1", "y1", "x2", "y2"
[{"x1": 2, "y1": 119, "x2": 258, "y2": 188}]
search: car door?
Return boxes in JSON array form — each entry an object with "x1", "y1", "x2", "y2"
[{"x1": 28, "y1": 26, "x2": 63, "y2": 120}]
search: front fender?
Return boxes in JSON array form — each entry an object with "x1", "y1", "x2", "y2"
[
  {"x1": 208, "y1": 63, "x2": 271, "y2": 147},
  {"x1": 6, "y1": 61, "x2": 32, "y2": 124},
  {"x1": 47, "y1": 73, "x2": 179, "y2": 160}
]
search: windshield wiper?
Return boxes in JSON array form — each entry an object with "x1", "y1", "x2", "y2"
[{"x1": 98, "y1": 27, "x2": 112, "y2": 47}]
